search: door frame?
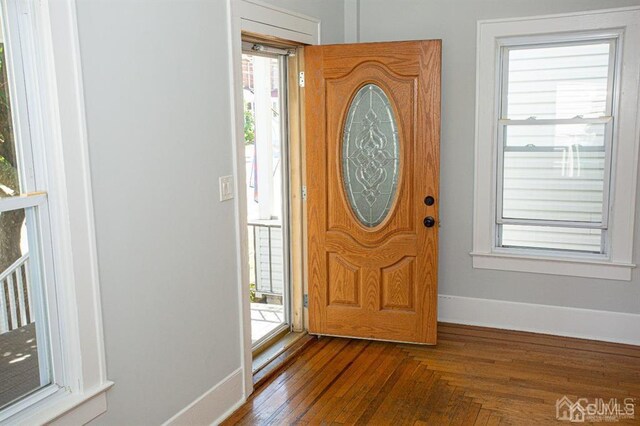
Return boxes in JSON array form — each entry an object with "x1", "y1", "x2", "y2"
[
  {"x1": 227, "y1": 0, "x2": 319, "y2": 398},
  {"x1": 242, "y1": 47, "x2": 292, "y2": 353}
]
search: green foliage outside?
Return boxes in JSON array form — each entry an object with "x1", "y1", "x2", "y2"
[
  {"x1": 244, "y1": 106, "x2": 255, "y2": 145},
  {"x1": 249, "y1": 282, "x2": 257, "y2": 302}
]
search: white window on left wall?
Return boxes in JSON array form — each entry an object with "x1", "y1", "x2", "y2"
[
  {"x1": 0, "y1": 2, "x2": 61, "y2": 414},
  {"x1": 0, "y1": 0, "x2": 110, "y2": 422}
]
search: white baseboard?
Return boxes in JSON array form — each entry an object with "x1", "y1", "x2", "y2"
[
  {"x1": 438, "y1": 294, "x2": 640, "y2": 346},
  {"x1": 164, "y1": 367, "x2": 245, "y2": 426}
]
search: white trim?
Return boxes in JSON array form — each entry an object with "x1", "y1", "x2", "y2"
[
  {"x1": 438, "y1": 294, "x2": 640, "y2": 346},
  {"x1": 41, "y1": 0, "x2": 109, "y2": 393},
  {"x1": 0, "y1": 192, "x2": 46, "y2": 210},
  {"x1": 471, "y1": 252, "x2": 634, "y2": 281},
  {"x1": 6, "y1": 382, "x2": 113, "y2": 425},
  {"x1": 0, "y1": 0, "x2": 110, "y2": 422},
  {"x1": 477, "y1": 5, "x2": 640, "y2": 24},
  {"x1": 0, "y1": 385, "x2": 62, "y2": 423},
  {"x1": 234, "y1": 0, "x2": 320, "y2": 45},
  {"x1": 227, "y1": 0, "x2": 320, "y2": 400},
  {"x1": 163, "y1": 368, "x2": 244, "y2": 426},
  {"x1": 472, "y1": 7, "x2": 640, "y2": 280},
  {"x1": 48, "y1": 387, "x2": 109, "y2": 426}
]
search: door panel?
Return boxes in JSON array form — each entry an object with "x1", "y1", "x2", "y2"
[
  {"x1": 328, "y1": 253, "x2": 360, "y2": 306},
  {"x1": 306, "y1": 41, "x2": 441, "y2": 344},
  {"x1": 381, "y1": 256, "x2": 416, "y2": 311}
]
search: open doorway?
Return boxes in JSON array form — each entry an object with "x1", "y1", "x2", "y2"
[
  {"x1": 241, "y1": 43, "x2": 291, "y2": 349},
  {"x1": 230, "y1": 0, "x2": 318, "y2": 395}
]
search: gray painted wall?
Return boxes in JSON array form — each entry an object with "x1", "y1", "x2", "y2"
[
  {"x1": 77, "y1": 1, "x2": 240, "y2": 423},
  {"x1": 356, "y1": 0, "x2": 640, "y2": 314},
  {"x1": 75, "y1": 0, "x2": 342, "y2": 424}
]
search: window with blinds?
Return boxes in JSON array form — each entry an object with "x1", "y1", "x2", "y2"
[{"x1": 496, "y1": 39, "x2": 616, "y2": 253}]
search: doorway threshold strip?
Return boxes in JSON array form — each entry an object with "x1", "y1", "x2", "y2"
[{"x1": 252, "y1": 332, "x2": 315, "y2": 389}]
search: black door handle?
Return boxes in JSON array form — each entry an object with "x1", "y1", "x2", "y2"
[{"x1": 423, "y1": 216, "x2": 436, "y2": 228}]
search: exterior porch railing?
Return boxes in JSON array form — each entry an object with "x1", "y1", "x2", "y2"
[
  {"x1": 248, "y1": 221, "x2": 283, "y2": 296},
  {"x1": 0, "y1": 253, "x2": 32, "y2": 334}
]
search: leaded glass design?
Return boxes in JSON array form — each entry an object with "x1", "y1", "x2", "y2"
[{"x1": 342, "y1": 84, "x2": 400, "y2": 227}]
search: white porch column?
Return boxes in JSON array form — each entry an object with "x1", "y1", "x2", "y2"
[{"x1": 253, "y1": 56, "x2": 274, "y2": 220}]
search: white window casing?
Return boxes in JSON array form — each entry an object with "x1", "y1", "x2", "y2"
[
  {"x1": 472, "y1": 7, "x2": 640, "y2": 280},
  {"x1": 0, "y1": 0, "x2": 111, "y2": 423}
]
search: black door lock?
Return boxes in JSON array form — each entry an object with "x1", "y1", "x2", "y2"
[{"x1": 423, "y1": 216, "x2": 436, "y2": 228}]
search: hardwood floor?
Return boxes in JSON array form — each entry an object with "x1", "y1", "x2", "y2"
[{"x1": 223, "y1": 323, "x2": 640, "y2": 425}]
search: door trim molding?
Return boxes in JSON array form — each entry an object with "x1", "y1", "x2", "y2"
[
  {"x1": 227, "y1": 0, "x2": 320, "y2": 401},
  {"x1": 438, "y1": 294, "x2": 640, "y2": 345},
  {"x1": 234, "y1": 0, "x2": 320, "y2": 45}
]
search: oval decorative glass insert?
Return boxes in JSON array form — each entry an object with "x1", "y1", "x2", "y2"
[{"x1": 342, "y1": 84, "x2": 400, "y2": 227}]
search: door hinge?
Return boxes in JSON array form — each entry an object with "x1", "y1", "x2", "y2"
[
  {"x1": 298, "y1": 71, "x2": 305, "y2": 87},
  {"x1": 303, "y1": 294, "x2": 308, "y2": 307},
  {"x1": 302, "y1": 185, "x2": 307, "y2": 201}
]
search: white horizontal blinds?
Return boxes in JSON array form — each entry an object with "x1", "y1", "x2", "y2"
[{"x1": 498, "y1": 39, "x2": 616, "y2": 253}]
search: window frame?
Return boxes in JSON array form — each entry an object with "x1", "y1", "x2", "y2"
[
  {"x1": 0, "y1": 0, "x2": 64, "y2": 413},
  {"x1": 472, "y1": 7, "x2": 640, "y2": 280},
  {"x1": 0, "y1": 197, "x2": 62, "y2": 420},
  {"x1": 495, "y1": 35, "x2": 618, "y2": 256},
  {"x1": 0, "y1": 0, "x2": 111, "y2": 423}
]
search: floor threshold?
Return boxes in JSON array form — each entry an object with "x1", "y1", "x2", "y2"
[{"x1": 252, "y1": 331, "x2": 316, "y2": 388}]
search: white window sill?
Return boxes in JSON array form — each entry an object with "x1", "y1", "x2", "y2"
[
  {"x1": 4, "y1": 381, "x2": 113, "y2": 425},
  {"x1": 470, "y1": 252, "x2": 635, "y2": 281}
]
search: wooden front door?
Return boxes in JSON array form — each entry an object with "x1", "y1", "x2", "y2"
[{"x1": 305, "y1": 41, "x2": 441, "y2": 344}]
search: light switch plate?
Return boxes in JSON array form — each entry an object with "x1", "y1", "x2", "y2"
[{"x1": 219, "y1": 175, "x2": 234, "y2": 201}]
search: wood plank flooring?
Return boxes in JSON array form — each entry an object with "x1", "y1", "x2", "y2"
[{"x1": 223, "y1": 323, "x2": 640, "y2": 425}]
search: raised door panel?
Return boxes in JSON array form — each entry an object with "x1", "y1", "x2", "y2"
[
  {"x1": 327, "y1": 253, "x2": 360, "y2": 306},
  {"x1": 381, "y1": 256, "x2": 416, "y2": 311}
]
